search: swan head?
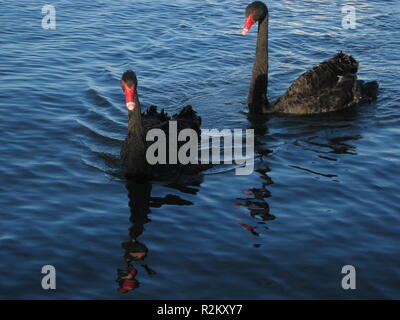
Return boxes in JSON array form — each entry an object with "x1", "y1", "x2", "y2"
[
  {"x1": 121, "y1": 70, "x2": 138, "y2": 111},
  {"x1": 242, "y1": 1, "x2": 268, "y2": 35}
]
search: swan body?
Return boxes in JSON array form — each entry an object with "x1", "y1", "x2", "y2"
[{"x1": 272, "y1": 52, "x2": 379, "y2": 114}]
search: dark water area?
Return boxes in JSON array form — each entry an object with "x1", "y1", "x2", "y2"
[{"x1": 0, "y1": 0, "x2": 399, "y2": 299}]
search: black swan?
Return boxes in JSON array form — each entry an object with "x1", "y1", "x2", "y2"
[
  {"x1": 120, "y1": 70, "x2": 202, "y2": 179},
  {"x1": 241, "y1": 1, "x2": 379, "y2": 114}
]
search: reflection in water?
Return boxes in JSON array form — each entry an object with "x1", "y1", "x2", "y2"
[
  {"x1": 115, "y1": 109, "x2": 364, "y2": 292},
  {"x1": 288, "y1": 165, "x2": 338, "y2": 178},
  {"x1": 116, "y1": 177, "x2": 202, "y2": 293},
  {"x1": 116, "y1": 181, "x2": 151, "y2": 293},
  {"x1": 293, "y1": 134, "x2": 361, "y2": 157},
  {"x1": 289, "y1": 108, "x2": 362, "y2": 160},
  {"x1": 236, "y1": 110, "x2": 362, "y2": 240},
  {"x1": 235, "y1": 168, "x2": 276, "y2": 238},
  {"x1": 290, "y1": 120, "x2": 362, "y2": 178},
  {"x1": 233, "y1": 118, "x2": 276, "y2": 240}
]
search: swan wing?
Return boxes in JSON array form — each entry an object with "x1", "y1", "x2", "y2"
[{"x1": 274, "y1": 52, "x2": 360, "y2": 114}]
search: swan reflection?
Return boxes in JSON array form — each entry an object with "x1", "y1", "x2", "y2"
[{"x1": 116, "y1": 177, "x2": 202, "y2": 293}]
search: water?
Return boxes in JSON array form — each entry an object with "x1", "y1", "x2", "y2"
[{"x1": 0, "y1": 0, "x2": 399, "y2": 299}]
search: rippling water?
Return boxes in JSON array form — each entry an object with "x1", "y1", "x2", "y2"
[{"x1": 0, "y1": 0, "x2": 399, "y2": 299}]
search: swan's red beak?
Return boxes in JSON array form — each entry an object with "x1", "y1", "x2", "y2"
[
  {"x1": 121, "y1": 81, "x2": 136, "y2": 111},
  {"x1": 242, "y1": 13, "x2": 255, "y2": 35}
]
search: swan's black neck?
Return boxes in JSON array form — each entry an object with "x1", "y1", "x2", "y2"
[
  {"x1": 124, "y1": 94, "x2": 151, "y2": 178},
  {"x1": 248, "y1": 14, "x2": 270, "y2": 114}
]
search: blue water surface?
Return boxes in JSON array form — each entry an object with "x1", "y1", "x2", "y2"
[{"x1": 0, "y1": 0, "x2": 399, "y2": 299}]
